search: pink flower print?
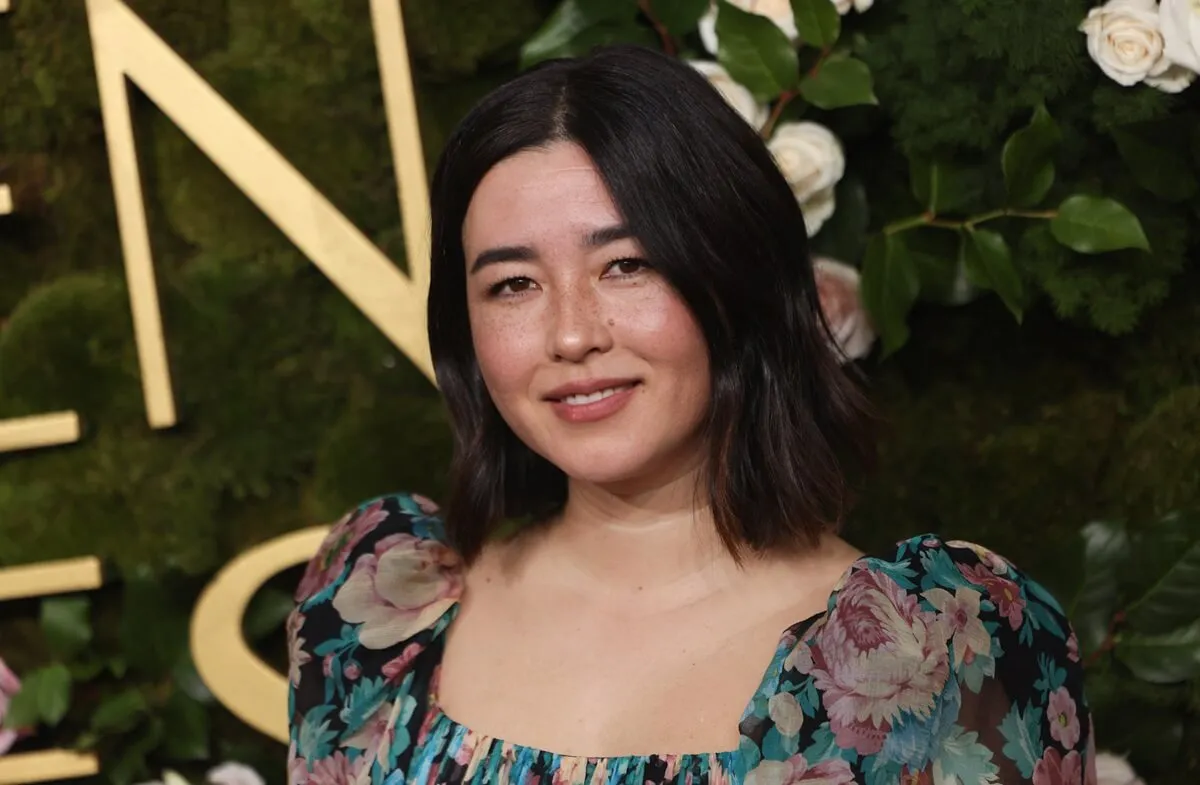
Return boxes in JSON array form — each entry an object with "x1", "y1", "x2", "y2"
[
  {"x1": 287, "y1": 741, "x2": 310, "y2": 785},
  {"x1": 411, "y1": 494, "x2": 440, "y2": 515},
  {"x1": 744, "y1": 755, "x2": 856, "y2": 785},
  {"x1": 947, "y1": 540, "x2": 1012, "y2": 575},
  {"x1": 796, "y1": 567, "x2": 951, "y2": 755},
  {"x1": 958, "y1": 562, "x2": 1025, "y2": 630},
  {"x1": 0, "y1": 657, "x2": 25, "y2": 755},
  {"x1": 1066, "y1": 631, "x2": 1081, "y2": 663},
  {"x1": 1034, "y1": 748, "x2": 1084, "y2": 785},
  {"x1": 1048, "y1": 687, "x2": 1081, "y2": 749},
  {"x1": 307, "y1": 750, "x2": 367, "y2": 785},
  {"x1": 344, "y1": 701, "x2": 397, "y2": 771},
  {"x1": 923, "y1": 586, "x2": 992, "y2": 667},
  {"x1": 322, "y1": 654, "x2": 334, "y2": 678},
  {"x1": 332, "y1": 533, "x2": 463, "y2": 649},
  {"x1": 295, "y1": 501, "x2": 390, "y2": 601},
  {"x1": 287, "y1": 610, "x2": 312, "y2": 686},
  {"x1": 382, "y1": 643, "x2": 423, "y2": 682},
  {"x1": 343, "y1": 661, "x2": 362, "y2": 680}
]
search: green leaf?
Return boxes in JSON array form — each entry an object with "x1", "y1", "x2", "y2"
[
  {"x1": 91, "y1": 688, "x2": 149, "y2": 734},
  {"x1": 1050, "y1": 196, "x2": 1150, "y2": 254},
  {"x1": 161, "y1": 691, "x2": 211, "y2": 761},
  {"x1": 716, "y1": 0, "x2": 800, "y2": 101},
  {"x1": 651, "y1": 0, "x2": 709, "y2": 37},
  {"x1": 119, "y1": 574, "x2": 190, "y2": 678},
  {"x1": 860, "y1": 233, "x2": 919, "y2": 356},
  {"x1": 41, "y1": 596, "x2": 93, "y2": 660},
  {"x1": 1125, "y1": 535, "x2": 1200, "y2": 636},
  {"x1": 961, "y1": 229, "x2": 1024, "y2": 322},
  {"x1": 107, "y1": 718, "x2": 163, "y2": 785},
  {"x1": 520, "y1": 0, "x2": 639, "y2": 68},
  {"x1": 1070, "y1": 521, "x2": 1130, "y2": 654},
  {"x1": 4, "y1": 664, "x2": 72, "y2": 730},
  {"x1": 1112, "y1": 127, "x2": 1200, "y2": 202},
  {"x1": 790, "y1": 0, "x2": 840, "y2": 48},
  {"x1": 1116, "y1": 619, "x2": 1200, "y2": 684},
  {"x1": 910, "y1": 159, "x2": 985, "y2": 214},
  {"x1": 810, "y1": 175, "x2": 869, "y2": 263},
  {"x1": 798, "y1": 54, "x2": 877, "y2": 109},
  {"x1": 1002, "y1": 105, "x2": 1061, "y2": 208}
]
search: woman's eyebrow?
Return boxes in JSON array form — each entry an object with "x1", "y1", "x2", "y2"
[
  {"x1": 583, "y1": 224, "x2": 632, "y2": 248},
  {"x1": 470, "y1": 244, "x2": 537, "y2": 274},
  {"x1": 470, "y1": 225, "x2": 634, "y2": 274}
]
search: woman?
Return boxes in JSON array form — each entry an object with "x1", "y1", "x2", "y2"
[{"x1": 287, "y1": 46, "x2": 1094, "y2": 785}]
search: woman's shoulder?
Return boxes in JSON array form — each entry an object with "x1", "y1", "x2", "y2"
[
  {"x1": 293, "y1": 492, "x2": 464, "y2": 644},
  {"x1": 812, "y1": 533, "x2": 1078, "y2": 661}
]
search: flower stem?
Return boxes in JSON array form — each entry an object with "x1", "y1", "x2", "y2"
[
  {"x1": 884, "y1": 208, "x2": 1060, "y2": 235},
  {"x1": 637, "y1": 0, "x2": 676, "y2": 57},
  {"x1": 760, "y1": 90, "x2": 797, "y2": 140}
]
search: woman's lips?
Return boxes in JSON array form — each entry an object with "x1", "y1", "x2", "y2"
[{"x1": 548, "y1": 382, "x2": 640, "y2": 423}]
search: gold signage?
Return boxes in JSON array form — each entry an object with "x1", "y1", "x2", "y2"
[{"x1": 2, "y1": 0, "x2": 432, "y2": 777}]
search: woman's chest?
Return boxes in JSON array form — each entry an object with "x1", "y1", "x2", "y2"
[{"x1": 432, "y1": 592, "x2": 803, "y2": 757}]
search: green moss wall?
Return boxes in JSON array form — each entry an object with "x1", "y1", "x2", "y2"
[{"x1": 1, "y1": 0, "x2": 1198, "y2": 780}]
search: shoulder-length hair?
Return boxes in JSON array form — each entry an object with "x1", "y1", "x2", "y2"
[{"x1": 427, "y1": 44, "x2": 877, "y2": 564}]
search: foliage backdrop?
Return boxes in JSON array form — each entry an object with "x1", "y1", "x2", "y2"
[{"x1": 0, "y1": 0, "x2": 1197, "y2": 782}]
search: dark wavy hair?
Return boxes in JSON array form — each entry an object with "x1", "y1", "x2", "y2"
[{"x1": 427, "y1": 45, "x2": 878, "y2": 564}]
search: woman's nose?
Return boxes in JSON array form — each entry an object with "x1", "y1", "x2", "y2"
[{"x1": 547, "y1": 282, "x2": 613, "y2": 362}]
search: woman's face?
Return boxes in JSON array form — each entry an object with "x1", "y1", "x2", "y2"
[{"x1": 462, "y1": 141, "x2": 712, "y2": 491}]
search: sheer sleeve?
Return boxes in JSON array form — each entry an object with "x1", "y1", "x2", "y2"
[
  {"x1": 933, "y1": 540, "x2": 1097, "y2": 785},
  {"x1": 284, "y1": 493, "x2": 459, "y2": 785}
]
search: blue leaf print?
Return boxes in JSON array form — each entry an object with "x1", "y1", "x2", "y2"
[
  {"x1": 1028, "y1": 597, "x2": 1066, "y2": 638},
  {"x1": 879, "y1": 677, "x2": 961, "y2": 769},
  {"x1": 1034, "y1": 654, "x2": 1067, "y2": 701},
  {"x1": 1025, "y1": 577, "x2": 1067, "y2": 616},
  {"x1": 298, "y1": 704, "x2": 338, "y2": 761},
  {"x1": 761, "y1": 727, "x2": 800, "y2": 760},
  {"x1": 1000, "y1": 703, "x2": 1045, "y2": 778},
  {"x1": 920, "y1": 548, "x2": 974, "y2": 592},
  {"x1": 340, "y1": 676, "x2": 389, "y2": 730},
  {"x1": 933, "y1": 726, "x2": 1001, "y2": 785},
  {"x1": 865, "y1": 759, "x2": 902, "y2": 785}
]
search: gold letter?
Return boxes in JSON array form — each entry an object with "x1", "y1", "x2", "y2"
[
  {"x1": 0, "y1": 558, "x2": 103, "y2": 785},
  {"x1": 190, "y1": 527, "x2": 331, "y2": 744},
  {"x1": 84, "y1": 0, "x2": 433, "y2": 429}
]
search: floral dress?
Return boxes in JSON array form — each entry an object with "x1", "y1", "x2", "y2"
[{"x1": 287, "y1": 493, "x2": 1096, "y2": 785}]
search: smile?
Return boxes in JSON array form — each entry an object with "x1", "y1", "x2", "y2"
[{"x1": 561, "y1": 383, "x2": 637, "y2": 406}]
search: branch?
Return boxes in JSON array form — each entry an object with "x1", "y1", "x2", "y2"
[{"x1": 637, "y1": 0, "x2": 676, "y2": 57}]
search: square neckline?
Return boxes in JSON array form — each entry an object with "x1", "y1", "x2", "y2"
[{"x1": 423, "y1": 553, "x2": 872, "y2": 762}]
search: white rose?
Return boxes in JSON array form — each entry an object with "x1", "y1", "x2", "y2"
[
  {"x1": 689, "y1": 60, "x2": 769, "y2": 129},
  {"x1": 1145, "y1": 61, "x2": 1198, "y2": 91},
  {"x1": 1095, "y1": 752, "x2": 1146, "y2": 785},
  {"x1": 207, "y1": 764, "x2": 265, "y2": 785},
  {"x1": 833, "y1": 0, "x2": 875, "y2": 14},
  {"x1": 1079, "y1": 0, "x2": 1174, "y2": 86},
  {"x1": 767, "y1": 121, "x2": 845, "y2": 236},
  {"x1": 767, "y1": 692, "x2": 805, "y2": 736},
  {"x1": 698, "y1": 0, "x2": 797, "y2": 55},
  {"x1": 1160, "y1": 0, "x2": 1200, "y2": 73},
  {"x1": 813, "y1": 258, "x2": 876, "y2": 362},
  {"x1": 801, "y1": 185, "x2": 836, "y2": 237}
]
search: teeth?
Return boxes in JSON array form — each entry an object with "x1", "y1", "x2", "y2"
[{"x1": 562, "y1": 384, "x2": 634, "y2": 406}]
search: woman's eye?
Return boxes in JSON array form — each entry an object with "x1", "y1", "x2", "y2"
[
  {"x1": 605, "y1": 257, "x2": 649, "y2": 277},
  {"x1": 488, "y1": 277, "x2": 535, "y2": 297}
]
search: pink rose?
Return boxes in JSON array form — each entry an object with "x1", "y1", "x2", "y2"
[
  {"x1": 287, "y1": 742, "x2": 309, "y2": 785},
  {"x1": 813, "y1": 258, "x2": 876, "y2": 363},
  {"x1": 382, "y1": 643, "x2": 423, "y2": 683},
  {"x1": 958, "y1": 562, "x2": 1026, "y2": 630},
  {"x1": 306, "y1": 751, "x2": 366, "y2": 785},
  {"x1": 333, "y1": 533, "x2": 462, "y2": 649},
  {"x1": 295, "y1": 501, "x2": 390, "y2": 601},
  {"x1": 745, "y1": 755, "x2": 856, "y2": 785},
  {"x1": 1034, "y1": 748, "x2": 1084, "y2": 785},
  {"x1": 286, "y1": 610, "x2": 312, "y2": 686},
  {"x1": 0, "y1": 657, "x2": 25, "y2": 755},
  {"x1": 795, "y1": 567, "x2": 951, "y2": 755},
  {"x1": 1048, "y1": 687, "x2": 1081, "y2": 749}
]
